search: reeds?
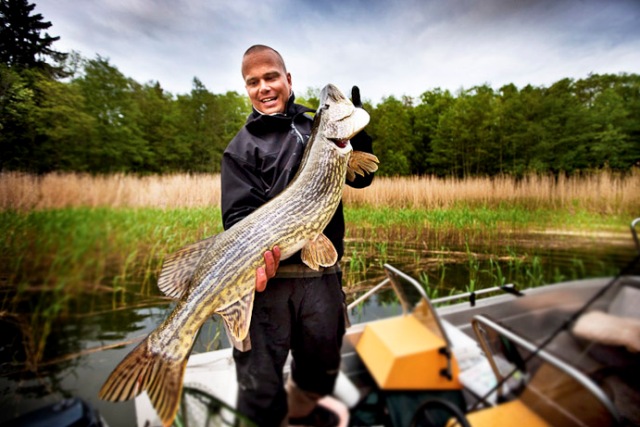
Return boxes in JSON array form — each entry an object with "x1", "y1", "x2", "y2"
[
  {"x1": 1, "y1": 170, "x2": 638, "y2": 214},
  {"x1": 0, "y1": 172, "x2": 221, "y2": 210},
  {"x1": 343, "y1": 169, "x2": 640, "y2": 214},
  {"x1": 0, "y1": 207, "x2": 222, "y2": 298}
]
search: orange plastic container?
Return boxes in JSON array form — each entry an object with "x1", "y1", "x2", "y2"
[{"x1": 356, "y1": 314, "x2": 462, "y2": 390}]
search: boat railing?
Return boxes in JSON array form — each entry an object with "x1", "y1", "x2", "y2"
[
  {"x1": 347, "y1": 265, "x2": 519, "y2": 313},
  {"x1": 347, "y1": 277, "x2": 391, "y2": 311},
  {"x1": 430, "y1": 283, "x2": 520, "y2": 306},
  {"x1": 471, "y1": 314, "x2": 621, "y2": 426}
]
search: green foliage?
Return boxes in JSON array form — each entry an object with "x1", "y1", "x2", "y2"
[
  {"x1": 296, "y1": 86, "x2": 321, "y2": 110},
  {"x1": 173, "y1": 78, "x2": 249, "y2": 173},
  {"x1": 0, "y1": 0, "x2": 67, "y2": 77},
  {"x1": 368, "y1": 95, "x2": 416, "y2": 175},
  {"x1": 0, "y1": 65, "x2": 37, "y2": 170},
  {"x1": 413, "y1": 88, "x2": 455, "y2": 175},
  {"x1": 1, "y1": 48, "x2": 639, "y2": 176},
  {"x1": 1, "y1": 54, "x2": 252, "y2": 173},
  {"x1": 73, "y1": 56, "x2": 149, "y2": 172},
  {"x1": 33, "y1": 75, "x2": 95, "y2": 171}
]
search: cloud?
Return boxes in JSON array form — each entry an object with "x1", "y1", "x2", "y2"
[{"x1": 36, "y1": 0, "x2": 640, "y2": 103}]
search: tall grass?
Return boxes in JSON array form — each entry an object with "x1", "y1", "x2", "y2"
[
  {"x1": 0, "y1": 173, "x2": 221, "y2": 210},
  {"x1": 0, "y1": 208, "x2": 222, "y2": 299},
  {"x1": 1, "y1": 170, "x2": 638, "y2": 214},
  {"x1": 343, "y1": 170, "x2": 640, "y2": 214}
]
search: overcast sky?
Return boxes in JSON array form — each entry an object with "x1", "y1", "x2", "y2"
[{"x1": 35, "y1": 0, "x2": 640, "y2": 104}]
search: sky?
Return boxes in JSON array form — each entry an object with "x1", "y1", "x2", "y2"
[{"x1": 35, "y1": 0, "x2": 640, "y2": 104}]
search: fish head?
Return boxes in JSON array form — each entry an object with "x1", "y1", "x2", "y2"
[{"x1": 317, "y1": 84, "x2": 370, "y2": 152}]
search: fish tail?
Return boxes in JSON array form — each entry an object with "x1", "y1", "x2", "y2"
[{"x1": 99, "y1": 338, "x2": 187, "y2": 427}]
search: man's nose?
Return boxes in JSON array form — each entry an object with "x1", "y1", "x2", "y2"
[{"x1": 259, "y1": 80, "x2": 270, "y2": 92}]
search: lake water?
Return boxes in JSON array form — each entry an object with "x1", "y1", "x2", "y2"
[{"x1": 0, "y1": 230, "x2": 637, "y2": 426}]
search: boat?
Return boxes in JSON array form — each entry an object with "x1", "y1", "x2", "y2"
[{"x1": 135, "y1": 218, "x2": 640, "y2": 427}]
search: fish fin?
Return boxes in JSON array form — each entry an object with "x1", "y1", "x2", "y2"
[
  {"x1": 99, "y1": 339, "x2": 187, "y2": 427},
  {"x1": 222, "y1": 320, "x2": 252, "y2": 352},
  {"x1": 347, "y1": 151, "x2": 379, "y2": 181},
  {"x1": 157, "y1": 235, "x2": 217, "y2": 299},
  {"x1": 217, "y1": 290, "x2": 255, "y2": 344},
  {"x1": 301, "y1": 233, "x2": 338, "y2": 271}
]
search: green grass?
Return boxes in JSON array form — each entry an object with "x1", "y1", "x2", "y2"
[
  {"x1": 1, "y1": 204, "x2": 632, "y2": 308},
  {"x1": 344, "y1": 205, "x2": 632, "y2": 232},
  {"x1": 0, "y1": 207, "x2": 223, "y2": 306}
]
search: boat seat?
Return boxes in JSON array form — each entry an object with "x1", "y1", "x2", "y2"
[
  {"x1": 570, "y1": 277, "x2": 640, "y2": 425},
  {"x1": 572, "y1": 278, "x2": 640, "y2": 353},
  {"x1": 462, "y1": 314, "x2": 621, "y2": 427},
  {"x1": 572, "y1": 310, "x2": 640, "y2": 352}
]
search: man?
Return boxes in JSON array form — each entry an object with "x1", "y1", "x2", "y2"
[{"x1": 221, "y1": 44, "x2": 375, "y2": 427}]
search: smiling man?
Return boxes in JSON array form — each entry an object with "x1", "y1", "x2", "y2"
[
  {"x1": 241, "y1": 45, "x2": 292, "y2": 115},
  {"x1": 220, "y1": 44, "x2": 375, "y2": 427}
]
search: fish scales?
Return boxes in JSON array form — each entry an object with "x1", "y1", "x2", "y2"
[
  {"x1": 144, "y1": 148, "x2": 348, "y2": 371},
  {"x1": 98, "y1": 84, "x2": 378, "y2": 427}
]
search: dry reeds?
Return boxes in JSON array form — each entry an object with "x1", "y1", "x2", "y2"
[
  {"x1": 0, "y1": 172, "x2": 221, "y2": 210},
  {"x1": 343, "y1": 169, "x2": 640, "y2": 214},
  {"x1": 1, "y1": 169, "x2": 638, "y2": 214}
]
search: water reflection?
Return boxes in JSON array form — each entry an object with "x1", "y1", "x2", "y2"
[
  {"x1": 343, "y1": 231, "x2": 635, "y2": 298},
  {"x1": 0, "y1": 231, "x2": 636, "y2": 426},
  {"x1": 0, "y1": 300, "x2": 169, "y2": 425}
]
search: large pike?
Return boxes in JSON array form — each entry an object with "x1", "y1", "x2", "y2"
[{"x1": 98, "y1": 84, "x2": 378, "y2": 426}]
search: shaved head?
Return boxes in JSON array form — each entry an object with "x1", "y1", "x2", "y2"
[{"x1": 242, "y1": 45, "x2": 287, "y2": 78}]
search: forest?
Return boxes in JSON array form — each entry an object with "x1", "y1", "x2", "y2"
[{"x1": 2, "y1": 0, "x2": 640, "y2": 177}]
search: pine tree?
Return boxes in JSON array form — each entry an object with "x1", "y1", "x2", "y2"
[{"x1": 0, "y1": 0, "x2": 67, "y2": 77}]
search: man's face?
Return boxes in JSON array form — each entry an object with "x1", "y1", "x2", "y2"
[{"x1": 242, "y1": 50, "x2": 292, "y2": 115}]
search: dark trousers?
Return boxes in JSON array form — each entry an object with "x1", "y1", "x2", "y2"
[{"x1": 233, "y1": 271, "x2": 346, "y2": 427}]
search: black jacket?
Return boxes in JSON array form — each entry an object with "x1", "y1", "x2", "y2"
[{"x1": 221, "y1": 95, "x2": 374, "y2": 265}]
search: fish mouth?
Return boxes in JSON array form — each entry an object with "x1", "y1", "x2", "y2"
[{"x1": 330, "y1": 138, "x2": 349, "y2": 149}]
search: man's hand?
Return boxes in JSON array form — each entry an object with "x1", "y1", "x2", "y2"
[
  {"x1": 255, "y1": 246, "x2": 281, "y2": 292},
  {"x1": 351, "y1": 86, "x2": 363, "y2": 109},
  {"x1": 349, "y1": 85, "x2": 374, "y2": 160}
]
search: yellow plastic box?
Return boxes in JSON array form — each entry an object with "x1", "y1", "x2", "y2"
[
  {"x1": 460, "y1": 400, "x2": 550, "y2": 427},
  {"x1": 356, "y1": 314, "x2": 462, "y2": 390}
]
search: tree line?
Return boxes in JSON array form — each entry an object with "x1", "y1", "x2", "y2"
[
  {"x1": 2, "y1": 0, "x2": 639, "y2": 177},
  {"x1": 367, "y1": 74, "x2": 640, "y2": 177},
  {"x1": 1, "y1": 56, "x2": 251, "y2": 173}
]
